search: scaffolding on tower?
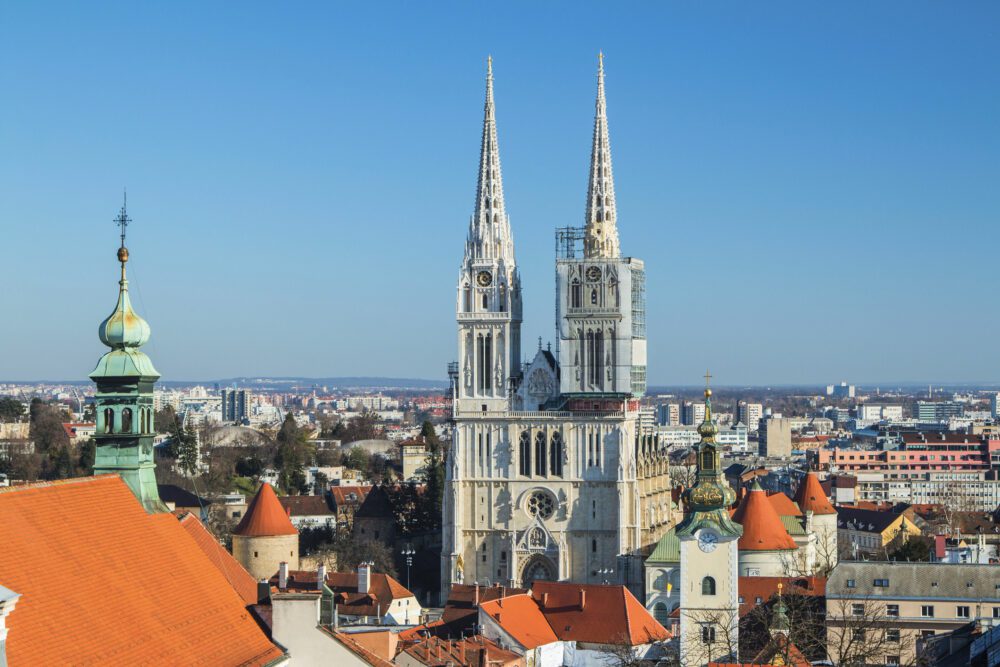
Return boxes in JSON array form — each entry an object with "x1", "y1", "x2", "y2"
[{"x1": 555, "y1": 226, "x2": 586, "y2": 260}]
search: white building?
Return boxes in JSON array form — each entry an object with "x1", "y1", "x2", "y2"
[
  {"x1": 442, "y1": 57, "x2": 671, "y2": 599},
  {"x1": 736, "y1": 402, "x2": 763, "y2": 433}
]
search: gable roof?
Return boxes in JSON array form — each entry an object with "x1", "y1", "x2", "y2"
[
  {"x1": 438, "y1": 584, "x2": 529, "y2": 637},
  {"x1": 530, "y1": 581, "x2": 670, "y2": 645},
  {"x1": 738, "y1": 576, "x2": 826, "y2": 617},
  {"x1": 277, "y1": 494, "x2": 335, "y2": 517},
  {"x1": 274, "y1": 569, "x2": 415, "y2": 616},
  {"x1": 400, "y1": 635, "x2": 521, "y2": 667},
  {"x1": 158, "y1": 483, "x2": 210, "y2": 508},
  {"x1": 0, "y1": 475, "x2": 284, "y2": 666},
  {"x1": 233, "y1": 483, "x2": 297, "y2": 537},
  {"x1": 794, "y1": 472, "x2": 836, "y2": 515},
  {"x1": 835, "y1": 506, "x2": 902, "y2": 534},
  {"x1": 827, "y1": 562, "x2": 1000, "y2": 601},
  {"x1": 178, "y1": 512, "x2": 259, "y2": 606},
  {"x1": 732, "y1": 484, "x2": 797, "y2": 551},
  {"x1": 330, "y1": 485, "x2": 371, "y2": 508},
  {"x1": 766, "y1": 492, "x2": 803, "y2": 517},
  {"x1": 646, "y1": 526, "x2": 680, "y2": 564},
  {"x1": 479, "y1": 594, "x2": 558, "y2": 649}
]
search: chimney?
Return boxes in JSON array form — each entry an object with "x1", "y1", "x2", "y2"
[
  {"x1": 579, "y1": 589, "x2": 586, "y2": 611},
  {"x1": 541, "y1": 592, "x2": 549, "y2": 609},
  {"x1": 474, "y1": 584, "x2": 479, "y2": 606},
  {"x1": 278, "y1": 561, "x2": 288, "y2": 590},
  {"x1": 317, "y1": 563, "x2": 327, "y2": 590},
  {"x1": 358, "y1": 563, "x2": 371, "y2": 594},
  {"x1": 256, "y1": 579, "x2": 270, "y2": 604}
]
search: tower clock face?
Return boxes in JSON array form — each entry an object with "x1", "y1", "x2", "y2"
[
  {"x1": 697, "y1": 529, "x2": 719, "y2": 553},
  {"x1": 476, "y1": 271, "x2": 492, "y2": 287},
  {"x1": 585, "y1": 266, "x2": 602, "y2": 282}
]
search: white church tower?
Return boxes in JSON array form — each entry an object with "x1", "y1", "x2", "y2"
[
  {"x1": 455, "y1": 56, "x2": 522, "y2": 413},
  {"x1": 556, "y1": 53, "x2": 647, "y2": 397}
]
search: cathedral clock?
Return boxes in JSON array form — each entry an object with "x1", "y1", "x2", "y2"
[
  {"x1": 585, "y1": 266, "x2": 602, "y2": 282},
  {"x1": 476, "y1": 271, "x2": 493, "y2": 287}
]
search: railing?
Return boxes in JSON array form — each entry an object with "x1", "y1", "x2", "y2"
[
  {"x1": 457, "y1": 312, "x2": 510, "y2": 320},
  {"x1": 455, "y1": 410, "x2": 626, "y2": 419}
]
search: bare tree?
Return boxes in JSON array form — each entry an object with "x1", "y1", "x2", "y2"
[
  {"x1": 679, "y1": 607, "x2": 740, "y2": 667},
  {"x1": 821, "y1": 596, "x2": 927, "y2": 667}
]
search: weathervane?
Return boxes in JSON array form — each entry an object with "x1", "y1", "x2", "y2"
[{"x1": 115, "y1": 190, "x2": 131, "y2": 250}]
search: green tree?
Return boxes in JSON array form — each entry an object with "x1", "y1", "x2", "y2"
[
  {"x1": 154, "y1": 406, "x2": 177, "y2": 434},
  {"x1": 419, "y1": 420, "x2": 446, "y2": 533},
  {"x1": 0, "y1": 397, "x2": 25, "y2": 422},
  {"x1": 344, "y1": 445, "x2": 371, "y2": 473},
  {"x1": 77, "y1": 438, "x2": 95, "y2": 475},
  {"x1": 164, "y1": 418, "x2": 199, "y2": 476},
  {"x1": 889, "y1": 535, "x2": 932, "y2": 562},
  {"x1": 275, "y1": 414, "x2": 312, "y2": 494}
]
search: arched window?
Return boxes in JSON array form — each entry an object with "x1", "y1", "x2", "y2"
[
  {"x1": 702, "y1": 576, "x2": 716, "y2": 596},
  {"x1": 653, "y1": 602, "x2": 669, "y2": 626},
  {"x1": 519, "y1": 431, "x2": 531, "y2": 476},
  {"x1": 591, "y1": 289, "x2": 598, "y2": 305},
  {"x1": 146, "y1": 409, "x2": 152, "y2": 434},
  {"x1": 549, "y1": 431, "x2": 563, "y2": 477},
  {"x1": 591, "y1": 539, "x2": 597, "y2": 553},
  {"x1": 482, "y1": 293, "x2": 488, "y2": 310},
  {"x1": 534, "y1": 431, "x2": 546, "y2": 477},
  {"x1": 571, "y1": 279, "x2": 581, "y2": 308},
  {"x1": 104, "y1": 408, "x2": 115, "y2": 434},
  {"x1": 499, "y1": 284, "x2": 506, "y2": 312},
  {"x1": 121, "y1": 408, "x2": 133, "y2": 433}
]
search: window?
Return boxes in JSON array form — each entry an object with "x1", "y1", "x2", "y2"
[
  {"x1": 592, "y1": 539, "x2": 597, "y2": 553},
  {"x1": 873, "y1": 578, "x2": 889, "y2": 587},
  {"x1": 921, "y1": 605, "x2": 934, "y2": 618},
  {"x1": 500, "y1": 551, "x2": 507, "y2": 562},
  {"x1": 852, "y1": 603, "x2": 865, "y2": 616},
  {"x1": 571, "y1": 279, "x2": 581, "y2": 308},
  {"x1": 534, "y1": 432, "x2": 546, "y2": 477},
  {"x1": 104, "y1": 407, "x2": 115, "y2": 434},
  {"x1": 846, "y1": 579, "x2": 856, "y2": 588},
  {"x1": 591, "y1": 289, "x2": 598, "y2": 305},
  {"x1": 653, "y1": 603, "x2": 668, "y2": 626},
  {"x1": 550, "y1": 432, "x2": 563, "y2": 477},
  {"x1": 121, "y1": 407, "x2": 132, "y2": 433},
  {"x1": 519, "y1": 431, "x2": 531, "y2": 476},
  {"x1": 957, "y1": 606, "x2": 970, "y2": 618},
  {"x1": 702, "y1": 577, "x2": 716, "y2": 596},
  {"x1": 526, "y1": 491, "x2": 554, "y2": 520},
  {"x1": 852, "y1": 628, "x2": 865, "y2": 641},
  {"x1": 886, "y1": 628, "x2": 900, "y2": 643},
  {"x1": 993, "y1": 607, "x2": 1000, "y2": 619},
  {"x1": 701, "y1": 625, "x2": 716, "y2": 643},
  {"x1": 887, "y1": 604, "x2": 899, "y2": 618},
  {"x1": 921, "y1": 630, "x2": 935, "y2": 639},
  {"x1": 886, "y1": 655, "x2": 900, "y2": 666}
]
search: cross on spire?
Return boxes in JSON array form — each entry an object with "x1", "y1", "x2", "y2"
[
  {"x1": 115, "y1": 190, "x2": 131, "y2": 250},
  {"x1": 704, "y1": 370, "x2": 712, "y2": 388}
]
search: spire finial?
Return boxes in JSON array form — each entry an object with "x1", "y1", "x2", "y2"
[
  {"x1": 698, "y1": 371, "x2": 718, "y2": 441},
  {"x1": 598, "y1": 51, "x2": 604, "y2": 74},
  {"x1": 114, "y1": 190, "x2": 132, "y2": 281}
]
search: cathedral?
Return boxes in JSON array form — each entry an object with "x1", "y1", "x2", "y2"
[{"x1": 441, "y1": 56, "x2": 672, "y2": 598}]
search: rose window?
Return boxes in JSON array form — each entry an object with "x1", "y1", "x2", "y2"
[{"x1": 527, "y1": 491, "x2": 554, "y2": 519}]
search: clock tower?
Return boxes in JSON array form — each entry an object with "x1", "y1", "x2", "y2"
[
  {"x1": 454, "y1": 56, "x2": 522, "y2": 414},
  {"x1": 676, "y1": 379, "x2": 741, "y2": 666}
]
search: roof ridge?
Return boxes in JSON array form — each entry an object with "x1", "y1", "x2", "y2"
[{"x1": 0, "y1": 473, "x2": 118, "y2": 495}]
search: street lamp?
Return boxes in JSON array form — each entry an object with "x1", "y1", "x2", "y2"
[
  {"x1": 598, "y1": 568, "x2": 615, "y2": 584},
  {"x1": 401, "y1": 546, "x2": 416, "y2": 590}
]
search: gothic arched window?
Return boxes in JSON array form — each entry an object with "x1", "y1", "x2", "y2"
[
  {"x1": 482, "y1": 293, "x2": 488, "y2": 310},
  {"x1": 549, "y1": 431, "x2": 563, "y2": 477},
  {"x1": 702, "y1": 576, "x2": 716, "y2": 596},
  {"x1": 653, "y1": 603, "x2": 668, "y2": 626},
  {"x1": 104, "y1": 408, "x2": 115, "y2": 434},
  {"x1": 519, "y1": 431, "x2": 531, "y2": 477},
  {"x1": 534, "y1": 431, "x2": 546, "y2": 477},
  {"x1": 591, "y1": 289, "x2": 598, "y2": 305},
  {"x1": 571, "y1": 279, "x2": 581, "y2": 308},
  {"x1": 121, "y1": 408, "x2": 133, "y2": 433}
]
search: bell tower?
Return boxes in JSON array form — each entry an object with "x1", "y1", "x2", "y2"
[
  {"x1": 89, "y1": 197, "x2": 166, "y2": 513},
  {"x1": 454, "y1": 57, "x2": 522, "y2": 414},
  {"x1": 676, "y1": 376, "x2": 742, "y2": 665}
]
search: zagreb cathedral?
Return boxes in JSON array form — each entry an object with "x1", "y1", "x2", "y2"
[{"x1": 442, "y1": 56, "x2": 673, "y2": 597}]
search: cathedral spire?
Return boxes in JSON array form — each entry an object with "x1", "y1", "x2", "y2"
[
  {"x1": 584, "y1": 52, "x2": 620, "y2": 259},
  {"x1": 468, "y1": 55, "x2": 513, "y2": 262}
]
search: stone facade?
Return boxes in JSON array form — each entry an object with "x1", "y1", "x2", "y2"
[{"x1": 232, "y1": 533, "x2": 299, "y2": 581}]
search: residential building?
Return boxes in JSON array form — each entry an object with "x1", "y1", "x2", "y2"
[
  {"x1": 400, "y1": 436, "x2": 429, "y2": 480},
  {"x1": 652, "y1": 423, "x2": 749, "y2": 452},
  {"x1": 737, "y1": 401, "x2": 763, "y2": 432},
  {"x1": 477, "y1": 581, "x2": 670, "y2": 666},
  {"x1": 827, "y1": 382, "x2": 855, "y2": 398},
  {"x1": 759, "y1": 417, "x2": 793, "y2": 458},
  {"x1": 682, "y1": 400, "x2": 707, "y2": 426},
  {"x1": 443, "y1": 57, "x2": 671, "y2": 599},
  {"x1": 658, "y1": 402, "x2": 680, "y2": 426},
  {"x1": 278, "y1": 493, "x2": 338, "y2": 529},
  {"x1": 993, "y1": 392, "x2": 1000, "y2": 420},
  {"x1": 811, "y1": 432, "x2": 1000, "y2": 475},
  {"x1": 835, "y1": 506, "x2": 922, "y2": 556},
  {"x1": 330, "y1": 486, "x2": 371, "y2": 528},
  {"x1": 221, "y1": 388, "x2": 252, "y2": 423},
  {"x1": 858, "y1": 404, "x2": 904, "y2": 421},
  {"x1": 827, "y1": 562, "x2": 1000, "y2": 666}
]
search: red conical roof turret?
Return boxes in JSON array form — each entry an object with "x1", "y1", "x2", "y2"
[
  {"x1": 233, "y1": 483, "x2": 297, "y2": 537},
  {"x1": 732, "y1": 482, "x2": 797, "y2": 551},
  {"x1": 794, "y1": 472, "x2": 836, "y2": 515}
]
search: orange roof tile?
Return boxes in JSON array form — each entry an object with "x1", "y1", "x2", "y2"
[
  {"x1": 274, "y1": 569, "x2": 415, "y2": 617},
  {"x1": 479, "y1": 594, "x2": 558, "y2": 649},
  {"x1": 0, "y1": 475, "x2": 284, "y2": 666},
  {"x1": 732, "y1": 484, "x2": 797, "y2": 551},
  {"x1": 737, "y1": 576, "x2": 826, "y2": 617},
  {"x1": 531, "y1": 582, "x2": 670, "y2": 645},
  {"x1": 794, "y1": 473, "x2": 836, "y2": 515},
  {"x1": 766, "y1": 492, "x2": 802, "y2": 517},
  {"x1": 233, "y1": 483, "x2": 298, "y2": 537},
  {"x1": 179, "y1": 512, "x2": 260, "y2": 606}
]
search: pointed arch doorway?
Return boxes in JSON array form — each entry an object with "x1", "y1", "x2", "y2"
[{"x1": 520, "y1": 555, "x2": 556, "y2": 588}]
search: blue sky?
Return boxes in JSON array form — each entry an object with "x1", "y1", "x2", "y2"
[{"x1": 1, "y1": 2, "x2": 998, "y2": 385}]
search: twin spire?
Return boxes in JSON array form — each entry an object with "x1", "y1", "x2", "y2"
[
  {"x1": 467, "y1": 54, "x2": 621, "y2": 260},
  {"x1": 584, "y1": 53, "x2": 621, "y2": 259}
]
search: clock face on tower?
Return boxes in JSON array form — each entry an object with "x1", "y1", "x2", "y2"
[
  {"x1": 697, "y1": 529, "x2": 719, "y2": 553},
  {"x1": 585, "y1": 266, "x2": 602, "y2": 282},
  {"x1": 476, "y1": 271, "x2": 492, "y2": 287}
]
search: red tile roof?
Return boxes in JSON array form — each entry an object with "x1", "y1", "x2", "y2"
[
  {"x1": 438, "y1": 584, "x2": 529, "y2": 637},
  {"x1": 234, "y1": 483, "x2": 298, "y2": 537},
  {"x1": 400, "y1": 635, "x2": 522, "y2": 666},
  {"x1": 738, "y1": 576, "x2": 826, "y2": 617},
  {"x1": 0, "y1": 475, "x2": 284, "y2": 666},
  {"x1": 732, "y1": 484, "x2": 797, "y2": 551},
  {"x1": 330, "y1": 485, "x2": 371, "y2": 508},
  {"x1": 273, "y1": 569, "x2": 415, "y2": 617},
  {"x1": 178, "y1": 512, "x2": 260, "y2": 606},
  {"x1": 531, "y1": 581, "x2": 670, "y2": 645},
  {"x1": 277, "y1": 494, "x2": 335, "y2": 517},
  {"x1": 765, "y1": 492, "x2": 802, "y2": 517},
  {"x1": 794, "y1": 472, "x2": 836, "y2": 515},
  {"x1": 479, "y1": 594, "x2": 558, "y2": 649}
]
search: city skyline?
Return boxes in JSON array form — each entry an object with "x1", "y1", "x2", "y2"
[{"x1": 3, "y1": 3, "x2": 999, "y2": 384}]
